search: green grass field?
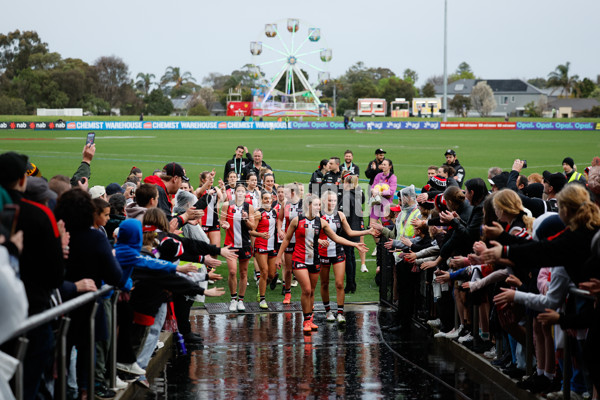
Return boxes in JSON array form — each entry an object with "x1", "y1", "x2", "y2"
[{"x1": 1, "y1": 127, "x2": 598, "y2": 303}]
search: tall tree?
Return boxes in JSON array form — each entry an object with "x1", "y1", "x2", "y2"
[
  {"x1": 0, "y1": 30, "x2": 56, "y2": 79},
  {"x1": 449, "y1": 94, "x2": 471, "y2": 117},
  {"x1": 547, "y1": 62, "x2": 579, "y2": 97},
  {"x1": 377, "y1": 76, "x2": 416, "y2": 104},
  {"x1": 135, "y1": 72, "x2": 155, "y2": 96},
  {"x1": 160, "y1": 66, "x2": 196, "y2": 90},
  {"x1": 94, "y1": 55, "x2": 130, "y2": 110},
  {"x1": 421, "y1": 82, "x2": 436, "y2": 97},
  {"x1": 470, "y1": 81, "x2": 496, "y2": 117},
  {"x1": 403, "y1": 68, "x2": 419, "y2": 85},
  {"x1": 574, "y1": 77, "x2": 596, "y2": 98},
  {"x1": 449, "y1": 62, "x2": 475, "y2": 82}
]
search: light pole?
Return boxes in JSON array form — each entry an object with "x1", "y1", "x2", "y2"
[{"x1": 443, "y1": 0, "x2": 448, "y2": 122}]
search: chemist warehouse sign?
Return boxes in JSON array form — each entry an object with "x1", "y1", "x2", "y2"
[{"x1": 63, "y1": 120, "x2": 598, "y2": 131}]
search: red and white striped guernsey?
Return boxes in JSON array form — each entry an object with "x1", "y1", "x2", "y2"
[
  {"x1": 273, "y1": 202, "x2": 283, "y2": 243},
  {"x1": 224, "y1": 187, "x2": 234, "y2": 202},
  {"x1": 255, "y1": 208, "x2": 278, "y2": 251},
  {"x1": 319, "y1": 212, "x2": 344, "y2": 258},
  {"x1": 224, "y1": 201, "x2": 251, "y2": 248},
  {"x1": 284, "y1": 200, "x2": 303, "y2": 244},
  {"x1": 200, "y1": 192, "x2": 219, "y2": 227},
  {"x1": 292, "y1": 217, "x2": 322, "y2": 265},
  {"x1": 245, "y1": 189, "x2": 261, "y2": 210}
]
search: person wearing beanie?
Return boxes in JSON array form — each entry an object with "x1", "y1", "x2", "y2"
[{"x1": 562, "y1": 157, "x2": 586, "y2": 184}]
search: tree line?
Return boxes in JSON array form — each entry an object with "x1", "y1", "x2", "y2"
[{"x1": 0, "y1": 30, "x2": 598, "y2": 116}]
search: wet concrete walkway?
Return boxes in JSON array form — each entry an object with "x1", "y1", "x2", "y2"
[{"x1": 146, "y1": 305, "x2": 519, "y2": 399}]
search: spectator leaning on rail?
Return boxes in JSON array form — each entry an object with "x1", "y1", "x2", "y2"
[{"x1": 0, "y1": 151, "x2": 65, "y2": 400}]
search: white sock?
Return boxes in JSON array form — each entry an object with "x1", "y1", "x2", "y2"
[
  {"x1": 544, "y1": 371, "x2": 555, "y2": 380},
  {"x1": 537, "y1": 368, "x2": 544, "y2": 376}
]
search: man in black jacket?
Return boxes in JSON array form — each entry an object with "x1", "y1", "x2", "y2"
[
  {"x1": 242, "y1": 148, "x2": 272, "y2": 182},
  {"x1": 365, "y1": 148, "x2": 386, "y2": 186},
  {"x1": 0, "y1": 151, "x2": 65, "y2": 400},
  {"x1": 223, "y1": 145, "x2": 252, "y2": 181},
  {"x1": 322, "y1": 157, "x2": 342, "y2": 194},
  {"x1": 444, "y1": 149, "x2": 466, "y2": 188}
]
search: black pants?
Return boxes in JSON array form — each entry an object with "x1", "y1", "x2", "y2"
[
  {"x1": 173, "y1": 295, "x2": 194, "y2": 335},
  {"x1": 116, "y1": 300, "x2": 137, "y2": 364},
  {"x1": 344, "y1": 245, "x2": 356, "y2": 291},
  {"x1": 394, "y1": 261, "x2": 420, "y2": 326}
]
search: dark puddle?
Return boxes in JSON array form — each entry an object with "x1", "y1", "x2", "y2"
[{"x1": 137, "y1": 308, "x2": 517, "y2": 399}]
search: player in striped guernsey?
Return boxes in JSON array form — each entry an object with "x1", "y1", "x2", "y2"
[
  {"x1": 319, "y1": 190, "x2": 374, "y2": 324},
  {"x1": 220, "y1": 170, "x2": 238, "y2": 202},
  {"x1": 250, "y1": 191, "x2": 279, "y2": 309},
  {"x1": 276, "y1": 195, "x2": 368, "y2": 334},
  {"x1": 245, "y1": 172, "x2": 262, "y2": 285},
  {"x1": 268, "y1": 185, "x2": 286, "y2": 290},
  {"x1": 245, "y1": 172, "x2": 261, "y2": 210},
  {"x1": 220, "y1": 183, "x2": 256, "y2": 312},
  {"x1": 195, "y1": 170, "x2": 223, "y2": 246},
  {"x1": 277, "y1": 183, "x2": 303, "y2": 304}
]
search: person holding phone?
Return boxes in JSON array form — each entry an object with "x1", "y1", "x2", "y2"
[{"x1": 70, "y1": 135, "x2": 97, "y2": 187}]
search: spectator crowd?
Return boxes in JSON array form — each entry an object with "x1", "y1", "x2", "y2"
[{"x1": 0, "y1": 140, "x2": 598, "y2": 400}]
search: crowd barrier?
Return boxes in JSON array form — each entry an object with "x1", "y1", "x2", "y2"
[
  {"x1": 2, "y1": 285, "x2": 119, "y2": 400},
  {"x1": 0, "y1": 120, "x2": 598, "y2": 131}
]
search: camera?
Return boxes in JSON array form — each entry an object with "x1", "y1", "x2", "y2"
[{"x1": 522, "y1": 160, "x2": 527, "y2": 168}]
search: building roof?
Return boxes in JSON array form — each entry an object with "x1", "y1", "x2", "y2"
[
  {"x1": 434, "y1": 79, "x2": 545, "y2": 95},
  {"x1": 171, "y1": 95, "x2": 193, "y2": 110},
  {"x1": 434, "y1": 79, "x2": 476, "y2": 95},
  {"x1": 211, "y1": 103, "x2": 226, "y2": 112},
  {"x1": 547, "y1": 98, "x2": 600, "y2": 112}
]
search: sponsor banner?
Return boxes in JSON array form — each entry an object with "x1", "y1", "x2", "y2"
[
  {"x1": 441, "y1": 122, "x2": 516, "y2": 130},
  {"x1": 48, "y1": 120, "x2": 599, "y2": 131},
  {"x1": 64, "y1": 120, "x2": 291, "y2": 131},
  {"x1": 290, "y1": 121, "x2": 346, "y2": 129},
  {"x1": 515, "y1": 121, "x2": 597, "y2": 131},
  {"x1": 0, "y1": 121, "x2": 66, "y2": 130}
]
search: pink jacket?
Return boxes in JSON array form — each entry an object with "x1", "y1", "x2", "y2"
[{"x1": 372, "y1": 172, "x2": 397, "y2": 198}]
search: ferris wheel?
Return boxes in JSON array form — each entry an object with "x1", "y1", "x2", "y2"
[{"x1": 249, "y1": 18, "x2": 332, "y2": 116}]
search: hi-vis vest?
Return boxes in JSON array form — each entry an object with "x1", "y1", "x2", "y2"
[
  {"x1": 567, "y1": 171, "x2": 583, "y2": 183},
  {"x1": 398, "y1": 207, "x2": 421, "y2": 239}
]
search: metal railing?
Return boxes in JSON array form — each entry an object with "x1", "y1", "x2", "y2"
[{"x1": 2, "y1": 285, "x2": 120, "y2": 400}]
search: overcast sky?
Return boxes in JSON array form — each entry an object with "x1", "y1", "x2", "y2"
[{"x1": 5, "y1": 0, "x2": 599, "y2": 88}]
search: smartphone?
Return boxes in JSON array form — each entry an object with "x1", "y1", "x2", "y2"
[
  {"x1": 0, "y1": 204, "x2": 20, "y2": 238},
  {"x1": 86, "y1": 132, "x2": 95, "y2": 146},
  {"x1": 522, "y1": 160, "x2": 527, "y2": 168}
]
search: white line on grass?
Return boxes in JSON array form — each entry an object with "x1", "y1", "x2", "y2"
[{"x1": 56, "y1": 136, "x2": 156, "y2": 140}]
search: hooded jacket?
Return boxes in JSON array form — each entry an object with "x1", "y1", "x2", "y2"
[
  {"x1": 115, "y1": 219, "x2": 177, "y2": 290},
  {"x1": 125, "y1": 202, "x2": 146, "y2": 221}
]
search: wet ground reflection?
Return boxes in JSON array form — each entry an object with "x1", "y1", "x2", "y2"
[{"x1": 143, "y1": 307, "x2": 517, "y2": 399}]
